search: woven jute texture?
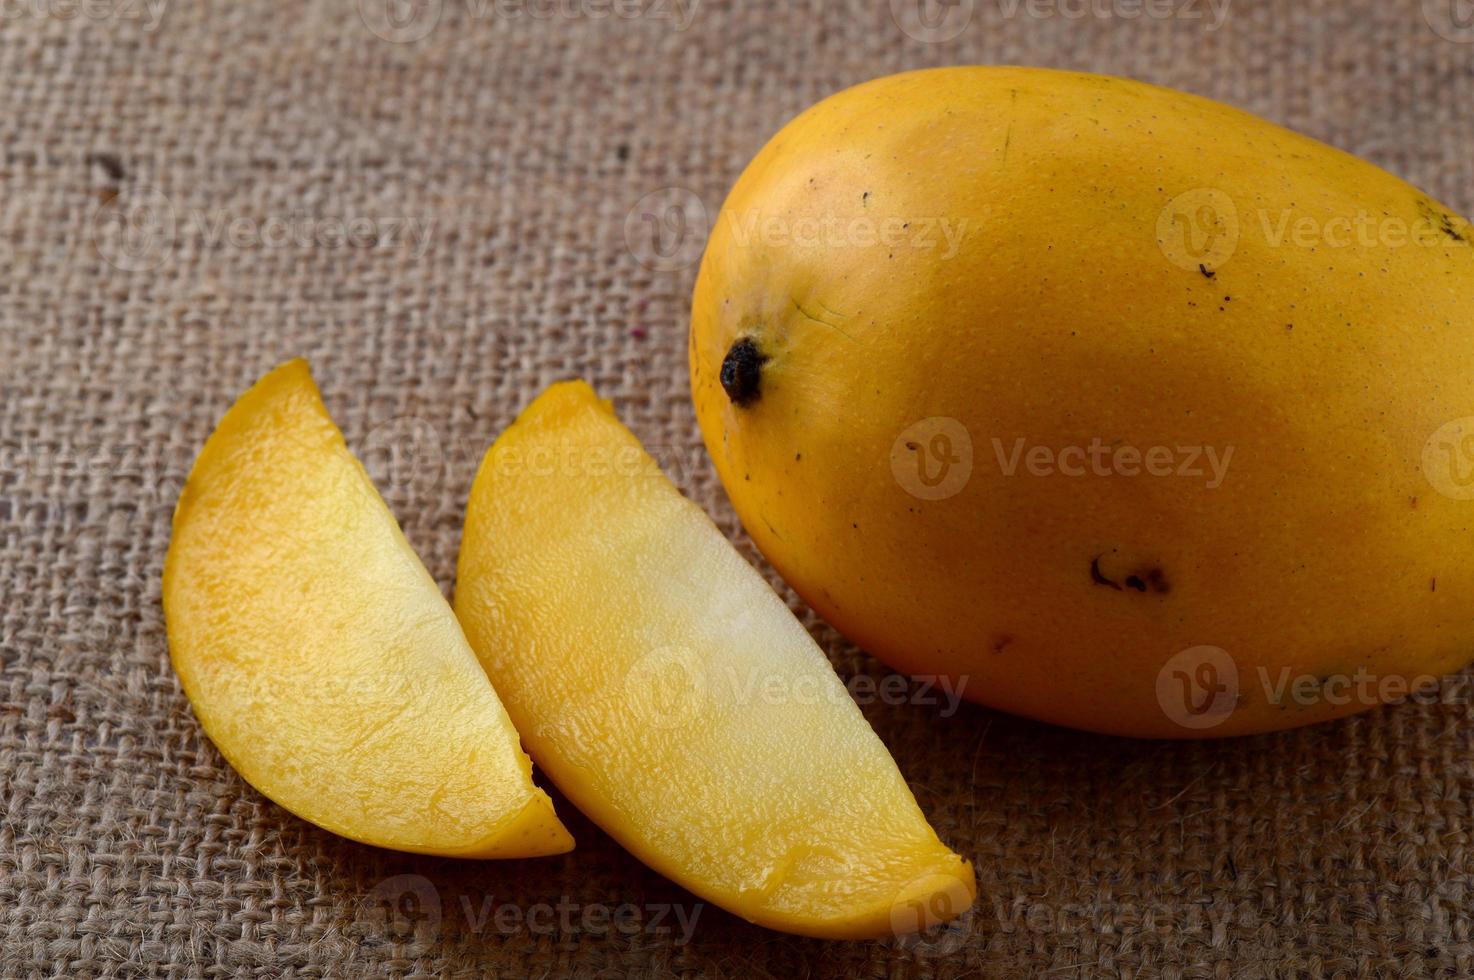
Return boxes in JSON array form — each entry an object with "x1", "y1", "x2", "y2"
[{"x1": 3, "y1": 1, "x2": 1474, "y2": 976}]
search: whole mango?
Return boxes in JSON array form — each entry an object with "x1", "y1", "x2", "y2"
[{"x1": 689, "y1": 67, "x2": 1474, "y2": 738}]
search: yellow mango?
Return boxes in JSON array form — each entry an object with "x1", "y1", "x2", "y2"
[
  {"x1": 454, "y1": 381, "x2": 974, "y2": 939},
  {"x1": 164, "y1": 360, "x2": 571, "y2": 857},
  {"x1": 690, "y1": 67, "x2": 1474, "y2": 738}
]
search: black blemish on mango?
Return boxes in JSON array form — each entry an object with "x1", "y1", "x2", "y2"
[
  {"x1": 1124, "y1": 568, "x2": 1171, "y2": 594},
  {"x1": 1092, "y1": 555, "x2": 1171, "y2": 595},
  {"x1": 1418, "y1": 198, "x2": 1470, "y2": 244},
  {"x1": 720, "y1": 337, "x2": 768, "y2": 407},
  {"x1": 1090, "y1": 556, "x2": 1121, "y2": 590}
]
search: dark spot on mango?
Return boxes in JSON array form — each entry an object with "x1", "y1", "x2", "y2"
[
  {"x1": 1418, "y1": 198, "x2": 1470, "y2": 244},
  {"x1": 1090, "y1": 556, "x2": 1121, "y2": 590},
  {"x1": 720, "y1": 337, "x2": 768, "y2": 407},
  {"x1": 1124, "y1": 568, "x2": 1171, "y2": 594},
  {"x1": 1092, "y1": 555, "x2": 1170, "y2": 595}
]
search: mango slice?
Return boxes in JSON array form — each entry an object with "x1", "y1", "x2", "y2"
[
  {"x1": 163, "y1": 360, "x2": 572, "y2": 858},
  {"x1": 454, "y1": 381, "x2": 974, "y2": 938}
]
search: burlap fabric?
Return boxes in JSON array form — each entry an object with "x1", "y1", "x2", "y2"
[{"x1": 3, "y1": 1, "x2": 1473, "y2": 976}]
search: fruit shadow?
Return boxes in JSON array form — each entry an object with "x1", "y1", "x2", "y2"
[
  {"x1": 832, "y1": 637, "x2": 1469, "y2": 969},
  {"x1": 292, "y1": 643, "x2": 1464, "y2": 976},
  {"x1": 306, "y1": 781, "x2": 863, "y2": 976}
]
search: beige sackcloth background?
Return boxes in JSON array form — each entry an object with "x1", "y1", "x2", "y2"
[{"x1": 3, "y1": 1, "x2": 1474, "y2": 976}]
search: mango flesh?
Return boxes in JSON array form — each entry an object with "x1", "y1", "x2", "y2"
[
  {"x1": 454, "y1": 381, "x2": 974, "y2": 939},
  {"x1": 164, "y1": 360, "x2": 572, "y2": 857},
  {"x1": 690, "y1": 66, "x2": 1474, "y2": 738}
]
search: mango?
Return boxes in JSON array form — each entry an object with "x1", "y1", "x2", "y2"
[
  {"x1": 164, "y1": 360, "x2": 572, "y2": 857},
  {"x1": 454, "y1": 381, "x2": 974, "y2": 938},
  {"x1": 689, "y1": 67, "x2": 1474, "y2": 738}
]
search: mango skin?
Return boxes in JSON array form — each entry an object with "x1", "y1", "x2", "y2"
[{"x1": 690, "y1": 66, "x2": 1474, "y2": 738}]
